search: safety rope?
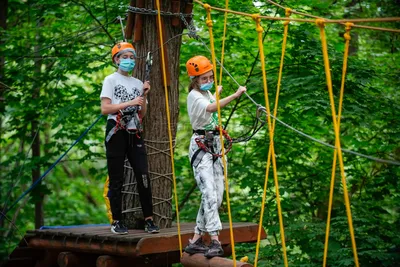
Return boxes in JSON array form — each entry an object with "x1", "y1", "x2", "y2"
[
  {"x1": 193, "y1": 0, "x2": 400, "y2": 33},
  {"x1": 1, "y1": 114, "x2": 103, "y2": 219},
  {"x1": 316, "y1": 18, "x2": 359, "y2": 267},
  {"x1": 155, "y1": 0, "x2": 183, "y2": 257},
  {"x1": 252, "y1": 14, "x2": 288, "y2": 267},
  {"x1": 203, "y1": 3, "x2": 237, "y2": 265},
  {"x1": 323, "y1": 21, "x2": 353, "y2": 267},
  {"x1": 254, "y1": 8, "x2": 291, "y2": 266}
]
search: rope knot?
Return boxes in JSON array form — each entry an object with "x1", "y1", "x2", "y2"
[
  {"x1": 345, "y1": 22, "x2": 354, "y2": 30},
  {"x1": 256, "y1": 25, "x2": 263, "y2": 33},
  {"x1": 315, "y1": 18, "x2": 325, "y2": 28},
  {"x1": 283, "y1": 20, "x2": 290, "y2": 26},
  {"x1": 203, "y1": 4, "x2": 211, "y2": 11},
  {"x1": 344, "y1": 32, "x2": 351, "y2": 40},
  {"x1": 285, "y1": 8, "x2": 292, "y2": 17},
  {"x1": 206, "y1": 19, "x2": 213, "y2": 27},
  {"x1": 251, "y1": 14, "x2": 260, "y2": 22}
]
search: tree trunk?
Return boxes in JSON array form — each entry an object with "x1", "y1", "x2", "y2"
[{"x1": 122, "y1": 0, "x2": 184, "y2": 229}]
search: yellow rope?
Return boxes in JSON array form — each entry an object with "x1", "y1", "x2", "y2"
[
  {"x1": 323, "y1": 21, "x2": 353, "y2": 267},
  {"x1": 193, "y1": 0, "x2": 400, "y2": 33},
  {"x1": 254, "y1": 9, "x2": 291, "y2": 267},
  {"x1": 204, "y1": 4, "x2": 237, "y2": 266},
  {"x1": 155, "y1": 0, "x2": 183, "y2": 258},
  {"x1": 316, "y1": 18, "x2": 359, "y2": 267},
  {"x1": 252, "y1": 14, "x2": 288, "y2": 267},
  {"x1": 218, "y1": 0, "x2": 229, "y2": 85}
]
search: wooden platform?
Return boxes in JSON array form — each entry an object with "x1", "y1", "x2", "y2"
[{"x1": 3, "y1": 222, "x2": 266, "y2": 267}]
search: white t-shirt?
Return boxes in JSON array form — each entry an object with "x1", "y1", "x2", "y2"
[
  {"x1": 187, "y1": 89, "x2": 218, "y2": 130},
  {"x1": 100, "y1": 72, "x2": 144, "y2": 129}
]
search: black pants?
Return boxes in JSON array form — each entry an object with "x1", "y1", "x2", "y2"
[{"x1": 105, "y1": 120, "x2": 153, "y2": 221}]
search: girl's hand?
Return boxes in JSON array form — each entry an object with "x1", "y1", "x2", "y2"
[
  {"x1": 235, "y1": 86, "x2": 246, "y2": 98},
  {"x1": 131, "y1": 97, "x2": 144, "y2": 106},
  {"x1": 143, "y1": 81, "x2": 151, "y2": 96},
  {"x1": 217, "y1": 85, "x2": 223, "y2": 95}
]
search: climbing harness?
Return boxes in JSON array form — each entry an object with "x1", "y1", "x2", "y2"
[
  {"x1": 105, "y1": 109, "x2": 142, "y2": 143},
  {"x1": 190, "y1": 127, "x2": 233, "y2": 167}
]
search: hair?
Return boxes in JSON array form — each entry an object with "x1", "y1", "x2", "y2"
[{"x1": 188, "y1": 77, "x2": 200, "y2": 92}]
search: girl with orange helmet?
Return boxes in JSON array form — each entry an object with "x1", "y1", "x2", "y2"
[
  {"x1": 100, "y1": 42, "x2": 159, "y2": 235},
  {"x1": 184, "y1": 55, "x2": 246, "y2": 258}
]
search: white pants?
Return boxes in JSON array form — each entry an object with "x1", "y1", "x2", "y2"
[{"x1": 189, "y1": 134, "x2": 226, "y2": 236}]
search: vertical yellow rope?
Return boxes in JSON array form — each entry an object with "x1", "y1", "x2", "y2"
[
  {"x1": 254, "y1": 8, "x2": 291, "y2": 267},
  {"x1": 155, "y1": 0, "x2": 182, "y2": 257},
  {"x1": 218, "y1": 0, "x2": 229, "y2": 84},
  {"x1": 252, "y1": 14, "x2": 288, "y2": 267},
  {"x1": 204, "y1": 4, "x2": 237, "y2": 266},
  {"x1": 316, "y1": 19, "x2": 359, "y2": 267},
  {"x1": 323, "y1": 22, "x2": 353, "y2": 267}
]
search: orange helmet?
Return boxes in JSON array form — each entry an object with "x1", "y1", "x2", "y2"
[
  {"x1": 186, "y1": 56, "x2": 213, "y2": 77},
  {"x1": 111, "y1": 42, "x2": 136, "y2": 62}
]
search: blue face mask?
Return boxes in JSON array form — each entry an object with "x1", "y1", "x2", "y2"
[
  {"x1": 119, "y1": 58, "x2": 135, "y2": 72},
  {"x1": 200, "y1": 81, "x2": 214, "y2": 91}
]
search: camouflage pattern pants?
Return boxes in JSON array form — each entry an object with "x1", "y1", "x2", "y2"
[{"x1": 189, "y1": 134, "x2": 226, "y2": 236}]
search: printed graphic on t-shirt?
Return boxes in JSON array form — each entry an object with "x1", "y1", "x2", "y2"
[
  {"x1": 114, "y1": 84, "x2": 141, "y2": 112},
  {"x1": 204, "y1": 98, "x2": 218, "y2": 130}
]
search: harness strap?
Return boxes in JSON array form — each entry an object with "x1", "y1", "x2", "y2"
[
  {"x1": 190, "y1": 148, "x2": 207, "y2": 168},
  {"x1": 106, "y1": 125, "x2": 118, "y2": 143}
]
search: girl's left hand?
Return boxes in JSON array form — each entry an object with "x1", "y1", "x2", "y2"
[
  {"x1": 217, "y1": 85, "x2": 223, "y2": 95},
  {"x1": 143, "y1": 81, "x2": 151, "y2": 96}
]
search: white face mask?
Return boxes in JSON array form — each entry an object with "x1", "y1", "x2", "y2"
[{"x1": 200, "y1": 81, "x2": 214, "y2": 91}]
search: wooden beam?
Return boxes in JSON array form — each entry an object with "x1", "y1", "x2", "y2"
[
  {"x1": 28, "y1": 238, "x2": 138, "y2": 257},
  {"x1": 181, "y1": 252, "x2": 253, "y2": 267},
  {"x1": 125, "y1": 0, "x2": 136, "y2": 40},
  {"x1": 171, "y1": 0, "x2": 180, "y2": 27},
  {"x1": 183, "y1": 1, "x2": 194, "y2": 29},
  {"x1": 97, "y1": 252, "x2": 180, "y2": 267},
  {"x1": 155, "y1": 0, "x2": 171, "y2": 87},
  {"x1": 133, "y1": 0, "x2": 144, "y2": 42},
  {"x1": 57, "y1": 251, "x2": 98, "y2": 267}
]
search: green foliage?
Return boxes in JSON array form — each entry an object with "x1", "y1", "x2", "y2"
[{"x1": 1, "y1": 0, "x2": 399, "y2": 266}]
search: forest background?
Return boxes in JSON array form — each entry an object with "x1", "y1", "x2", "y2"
[{"x1": 0, "y1": 0, "x2": 399, "y2": 266}]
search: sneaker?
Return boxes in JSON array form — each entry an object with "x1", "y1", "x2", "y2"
[
  {"x1": 184, "y1": 238, "x2": 209, "y2": 255},
  {"x1": 204, "y1": 239, "x2": 224, "y2": 258},
  {"x1": 111, "y1": 220, "x2": 128, "y2": 235},
  {"x1": 145, "y1": 219, "x2": 160, "y2": 233}
]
